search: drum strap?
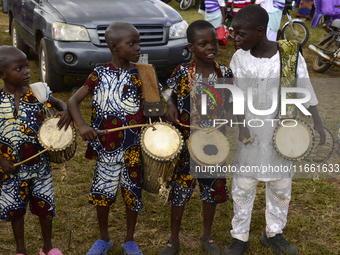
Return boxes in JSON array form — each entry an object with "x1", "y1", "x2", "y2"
[
  {"x1": 135, "y1": 63, "x2": 164, "y2": 117},
  {"x1": 276, "y1": 40, "x2": 301, "y2": 119}
]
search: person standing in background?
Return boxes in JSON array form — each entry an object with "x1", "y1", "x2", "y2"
[
  {"x1": 226, "y1": 0, "x2": 252, "y2": 17},
  {"x1": 226, "y1": 0, "x2": 252, "y2": 51},
  {"x1": 255, "y1": 0, "x2": 285, "y2": 41},
  {"x1": 296, "y1": 0, "x2": 314, "y2": 19},
  {"x1": 205, "y1": 0, "x2": 226, "y2": 28}
]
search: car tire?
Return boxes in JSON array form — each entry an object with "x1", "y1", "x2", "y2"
[
  {"x1": 39, "y1": 38, "x2": 64, "y2": 91},
  {"x1": 11, "y1": 20, "x2": 30, "y2": 56}
]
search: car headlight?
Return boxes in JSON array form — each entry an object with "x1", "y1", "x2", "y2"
[
  {"x1": 52, "y1": 22, "x2": 90, "y2": 41},
  {"x1": 169, "y1": 20, "x2": 188, "y2": 39}
]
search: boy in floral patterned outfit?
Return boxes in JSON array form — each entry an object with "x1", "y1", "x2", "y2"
[
  {"x1": 160, "y1": 20, "x2": 232, "y2": 255},
  {"x1": 0, "y1": 46, "x2": 71, "y2": 255},
  {"x1": 68, "y1": 22, "x2": 161, "y2": 255}
]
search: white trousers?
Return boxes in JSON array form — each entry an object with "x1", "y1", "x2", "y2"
[{"x1": 230, "y1": 174, "x2": 292, "y2": 242}]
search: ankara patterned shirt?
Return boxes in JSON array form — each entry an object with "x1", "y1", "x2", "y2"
[
  {"x1": 0, "y1": 87, "x2": 51, "y2": 185},
  {"x1": 84, "y1": 63, "x2": 150, "y2": 164}
]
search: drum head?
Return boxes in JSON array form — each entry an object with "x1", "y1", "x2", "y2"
[
  {"x1": 39, "y1": 118, "x2": 74, "y2": 150},
  {"x1": 143, "y1": 123, "x2": 182, "y2": 159},
  {"x1": 189, "y1": 128, "x2": 229, "y2": 166},
  {"x1": 274, "y1": 120, "x2": 313, "y2": 160}
]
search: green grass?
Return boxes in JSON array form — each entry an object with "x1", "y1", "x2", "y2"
[{"x1": 1, "y1": 2, "x2": 340, "y2": 255}]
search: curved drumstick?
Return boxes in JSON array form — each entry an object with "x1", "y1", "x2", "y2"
[
  {"x1": 178, "y1": 123, "x2": 227, "y2": 133},
  {"x1": 14, "y1": 146, "x2": 53, "y2": 167},
  {"x1": 242, "y1": 134, "x2": 257, "y2": 144},
  {"x1": 177, "y1": 123, "x2": 201, "y2": 129},
  {"x1": 96, "y1": 124, "x2": 156, "y2": 136}
]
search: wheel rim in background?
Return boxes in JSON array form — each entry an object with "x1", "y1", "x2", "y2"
[
  {"x1": 312, "y1": 38, "x2": 337, "y2": 73},
  {"x1": 12, "y1": 26, "x2": 18, "y2": 47},
  {"x1": 282, "y1": 21, "x2": 309, "y2": 47},
  {"x1": 179, "y1": 0, "x2": 192, "y2": 11},
  {"x1": 40, "y1": 49, "x2": 47, "y2": 83}
]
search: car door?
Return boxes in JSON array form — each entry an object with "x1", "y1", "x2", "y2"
[{"x1": 12, "y1": 0, "x2": 36, "y2": 47}]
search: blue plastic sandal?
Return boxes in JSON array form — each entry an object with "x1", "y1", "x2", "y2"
[
  {"x1": 121, "y1": 241, "x2": 143, "y2": 255},
  {"x1": 87, "y1": 240, "x2": 113, "y2": 255}
]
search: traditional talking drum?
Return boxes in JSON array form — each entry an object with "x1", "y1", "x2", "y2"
[
  {"x1": 273, "y1": 119, "x2": 315, "y2": 161},
  {"x1": 305, "y1": 126, "x2": 334, "y2": 164},
  {"x1": 140, "y1": 122, "x2": 183, "y2": 193},
  {"x1": 38, "y1": 117, "x2": 76, "y2": 163},
  {"x1": 188, "y1": 127, "x2": 230, "y2": 166}
]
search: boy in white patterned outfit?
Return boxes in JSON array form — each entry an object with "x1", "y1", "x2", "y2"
[{"x1": 222, "y1": 5, "x2": 326, "y2": 255}]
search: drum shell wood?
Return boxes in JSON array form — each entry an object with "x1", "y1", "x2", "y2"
[
  {"x1": 141, "y1": 151, "x2": 180, "y2": 193},
  {"x1": 38, "y1": 117, "x2": 77, "y2": 163},
  {"x1": 47, "y1": 141, "x2": 76, "y2": 163},
  {"x1": 140, "y1": 122, "x2": 183, "y2": 193}
]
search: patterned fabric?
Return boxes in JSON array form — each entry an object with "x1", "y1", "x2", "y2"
[
  {"x1": 0, "y1": 172, "x2": 55, "y2": 221},
  {"x1": 168, "y1": 174, "x2": 229, "y2": 206},
  {"x1": 276, "y1": 40, "x2": 300, "y2": 118},
  {"x1": 205, "y1": 0, "x2": 225, "y2": 14},
  {"x1": 0, "y1": 87, "x2": 52, "y2": 184},
  {"x1": 166, "y1": 60, "x2": 232, "y2": 206},
  {"x1": 167, "y1": 60, "x2": 232, "y2": 137},
  {"x1": 273, "y1": 0, "x2": 285, "y2": 11},
  {"x1": 230, "y1": 174, "x2": 292, "y2": 241},
  {"x1": 226, "y1": 0, "x2": 252, "y2": 16},
  {"x1": 89, "y1": 161, "x2": 142, "y2": 211},
  {"x1": 84, "y1": 63, "x2": 149, "y2": 163},
  {"x1": 84, "y1": 62, "x2": 161, "y2": 211}
]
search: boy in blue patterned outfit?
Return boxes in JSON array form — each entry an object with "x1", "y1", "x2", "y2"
[
  {"x1": 0, "y1": 46, "x2": 72, "y2": 255},
  {"x1": 68, "y1": 22, "x2": 161, "y2": 255},
  {"x1": 159, "y1": 20, "x2": 232, "y2": 255}
]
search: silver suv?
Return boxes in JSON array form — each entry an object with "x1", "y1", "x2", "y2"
[{"x1": 4, "y1": 0, "x2": 191, "y2": 91}]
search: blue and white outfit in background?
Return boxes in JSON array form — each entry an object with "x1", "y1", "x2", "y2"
[
  {"x1": 256, "y1": 0, "x2": 286, "y2": 41},
  {"x1": 205, "y1": 0, "x2": 226, "y2": 28}
]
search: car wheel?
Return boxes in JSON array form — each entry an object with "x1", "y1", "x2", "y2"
[
  {"x1": 11, "y1": 20, "x2": 30, "y2": 56},
  {"x1": 39, "y1": 38, "x2": 64, "y2": 91}
]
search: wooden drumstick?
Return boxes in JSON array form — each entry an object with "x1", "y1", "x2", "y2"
[
  {"x1": 14, "y1": 146, "x2": 52, "y2": 167},
  {"x1": 242, "y1": 134, "x2": 257, "y2": 144},
  {"x1": 178, "y1": 123, "x2": 200, "y2": 129},
  {"x1": 96, "y1": 124, "x2": 156, "y2": 136}
]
